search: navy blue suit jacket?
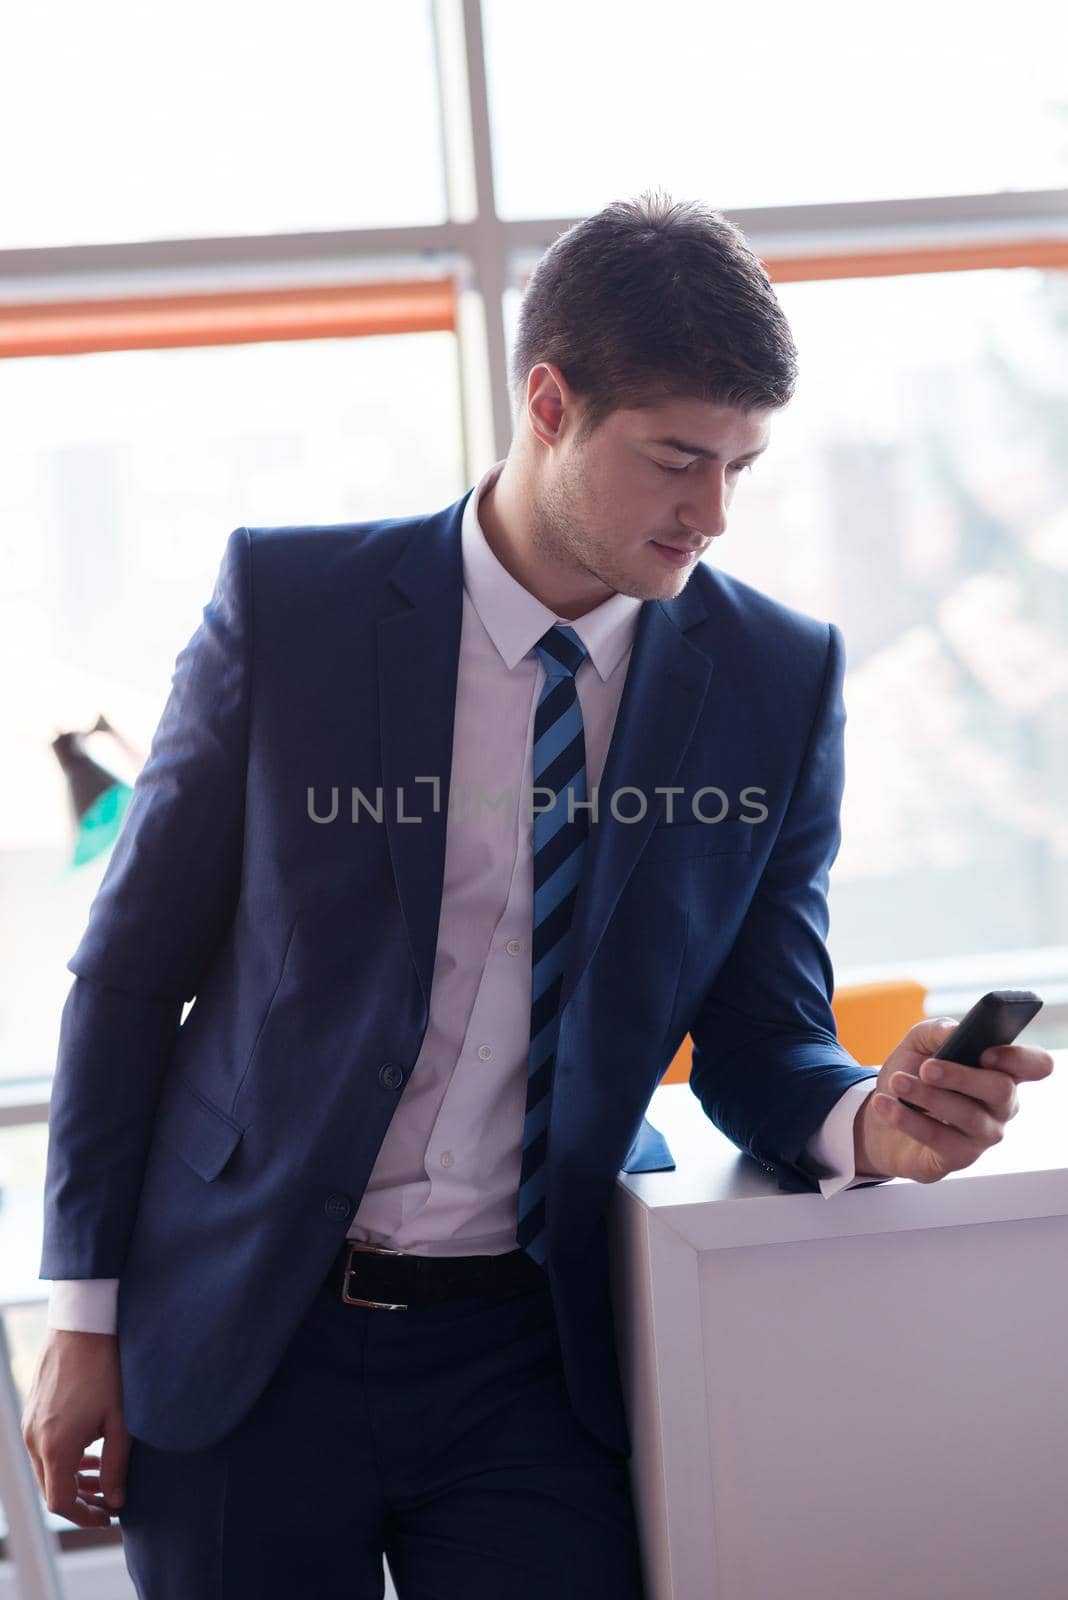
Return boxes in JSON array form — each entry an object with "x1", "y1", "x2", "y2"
[{"x1": 41, "y1": 486, "x2": 875, "y2": 1458}]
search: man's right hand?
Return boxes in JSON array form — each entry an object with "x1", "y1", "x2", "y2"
[{"x1": 21, "y1": 1329, "x2": 132, "y2": 1527}]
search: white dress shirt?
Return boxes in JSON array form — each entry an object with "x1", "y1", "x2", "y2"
[{"x1": 48, "y1": 461, "x2": 883, "y2": 1333}]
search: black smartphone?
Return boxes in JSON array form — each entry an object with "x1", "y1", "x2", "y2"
[{"x1": 898, "y1": 988, "x2": 1043, "y2": 1116}]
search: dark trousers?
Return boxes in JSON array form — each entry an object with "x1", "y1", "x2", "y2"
[{"x1": 117, "y1": 1255, "x2": 646, "y2": 1598}]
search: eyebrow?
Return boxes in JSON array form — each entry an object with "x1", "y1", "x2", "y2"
[{"x1": 651, "y1": 436, "x2": 769, "y2": 461}]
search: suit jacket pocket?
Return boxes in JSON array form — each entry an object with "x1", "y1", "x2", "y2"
[
  {"x1": 640, "y1": 816, "x2": 757, "y2": 861},
  {"x1": 153, "y1": 1074, "x2": 245, "y2": 1182}
]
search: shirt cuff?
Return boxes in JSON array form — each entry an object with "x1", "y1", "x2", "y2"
[
  {"x1": 47, "y1": 1279, "x2": 120, "y2": 1334},
  {"x1": 804, "y1": 1077, "x2": 893, "y2": 1196}
]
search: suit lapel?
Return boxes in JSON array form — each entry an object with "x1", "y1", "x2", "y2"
[
  {"x1": 377, "y1": 494, "x2": 471, "y2": 1014},
  {"x1": 558, "y1": 583, "x2": 714, "y2": 1012}
]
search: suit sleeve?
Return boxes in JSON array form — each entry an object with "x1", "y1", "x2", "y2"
[
  {"x1": 687, "y1": 621, "x2": 882, "y2": 1194},
  {"x1": 40, "y1": 526, "x2": 252, "y2": 1279}
]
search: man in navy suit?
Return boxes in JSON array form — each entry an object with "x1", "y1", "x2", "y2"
[{"x1": 22, "y1": 193, "x2": 1052, "y2": 1597}]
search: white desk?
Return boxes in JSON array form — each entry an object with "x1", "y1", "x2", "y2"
[{"x1": 608, "y1": 1050, "x2": 1068, "y2": 1600}]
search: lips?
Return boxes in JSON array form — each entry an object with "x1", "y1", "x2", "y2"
[{"x1": 650, "y1": 539, "x2": 700, "y2": 569}]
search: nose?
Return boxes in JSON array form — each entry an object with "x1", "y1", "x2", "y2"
[{"x1": 677, "y1": 467, "x2": 730, "y2": 539}]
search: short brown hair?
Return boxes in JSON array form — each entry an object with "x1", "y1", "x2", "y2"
[{"x1": 510, "y1": 188, "x2": 798, "y2": 443}]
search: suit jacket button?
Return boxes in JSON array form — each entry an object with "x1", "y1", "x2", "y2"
[
  {"x1": 379, "y1": 1062, "x2": 405, "y2": 1090},
  {"x1": 324, "y1": 1193, "x2": 352, "y2": 1219}
]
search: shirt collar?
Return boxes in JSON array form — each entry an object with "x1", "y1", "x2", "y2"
[{"x1": 460, "y1": 460, "x2": 643, "y2": 683}]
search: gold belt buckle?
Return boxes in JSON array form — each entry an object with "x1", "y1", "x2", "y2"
[{"x1": 341, "y1": 1240, "x2": 408, "y2": 1310}]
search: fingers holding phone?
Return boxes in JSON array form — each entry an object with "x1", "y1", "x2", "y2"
[{"x1": 859, "y1": 992, "x2": 1054, "y2": 1183}]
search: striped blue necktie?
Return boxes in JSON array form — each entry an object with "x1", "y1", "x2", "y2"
[{"x1": 517, "y1": 623, "x2": 590, "y2": 1266}]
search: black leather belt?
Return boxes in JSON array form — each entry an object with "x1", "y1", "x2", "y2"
[{"x1": 331, "y1": 1239, "x2": 548, "y2": 1310}]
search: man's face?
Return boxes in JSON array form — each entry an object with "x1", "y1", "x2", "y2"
[{"x1": 529, "y1": 384, "x2": 773, "y2": 611}]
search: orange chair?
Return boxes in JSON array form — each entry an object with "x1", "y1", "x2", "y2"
[{"x1": 660, "y1": 978, "x2": 929, "y2": 1086}]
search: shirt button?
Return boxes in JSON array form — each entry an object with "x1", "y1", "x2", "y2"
[
  {"x1": 378, "y1": 1062, "x2": 405, "y2": 1089},
  {"x1": 440, "y1": 1151, "x2": 454, "y2": 1168},
  {"x1": 324, "y1": 1193, "x2": 352, "y2": 1219},
  {"x1": 477, "y1": 1044, "x2": 493, "y2": 1061},
  {"x1": 506, "y1": 940, "x2": 522, "y2": 956}
]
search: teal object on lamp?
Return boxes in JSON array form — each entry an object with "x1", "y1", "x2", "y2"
[
  {"x1": 70, "y1": 778, "x2": 133, "y2": 865},
  {"x1": 51, "y1": 714, "x2": 135, "y2": 868}
]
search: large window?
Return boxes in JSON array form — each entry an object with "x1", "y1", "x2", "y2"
[
  {"x1": 484, "y1": 0, "x2": 1068, "y2": 217},
  {"x1": 717, "y1": 267, "x2": 1068, "y2": 965},
  {"x1": 0, "y1": 0, "x2": 446, "y2": 247},
  {"x1": 3, "y1": 3, "x2": 1066, "y2": 1093}
]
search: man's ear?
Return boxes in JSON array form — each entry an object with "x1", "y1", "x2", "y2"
[{"x1": 526, "y1": 363, "x2": 569, "y2": 449}]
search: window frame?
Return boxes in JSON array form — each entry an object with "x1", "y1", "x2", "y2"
[{"x1": 1, "y1": 0, "x2": 1066, "y2": 1080}]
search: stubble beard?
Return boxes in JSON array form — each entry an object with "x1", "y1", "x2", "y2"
[{"x1": 533, "y1": 469, "x2": 676, "y2": 605}]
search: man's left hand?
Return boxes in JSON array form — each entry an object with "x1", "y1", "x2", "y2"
[{"x1": 854, "y1": 1018, "x2": 1055, "y2": 1185}]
